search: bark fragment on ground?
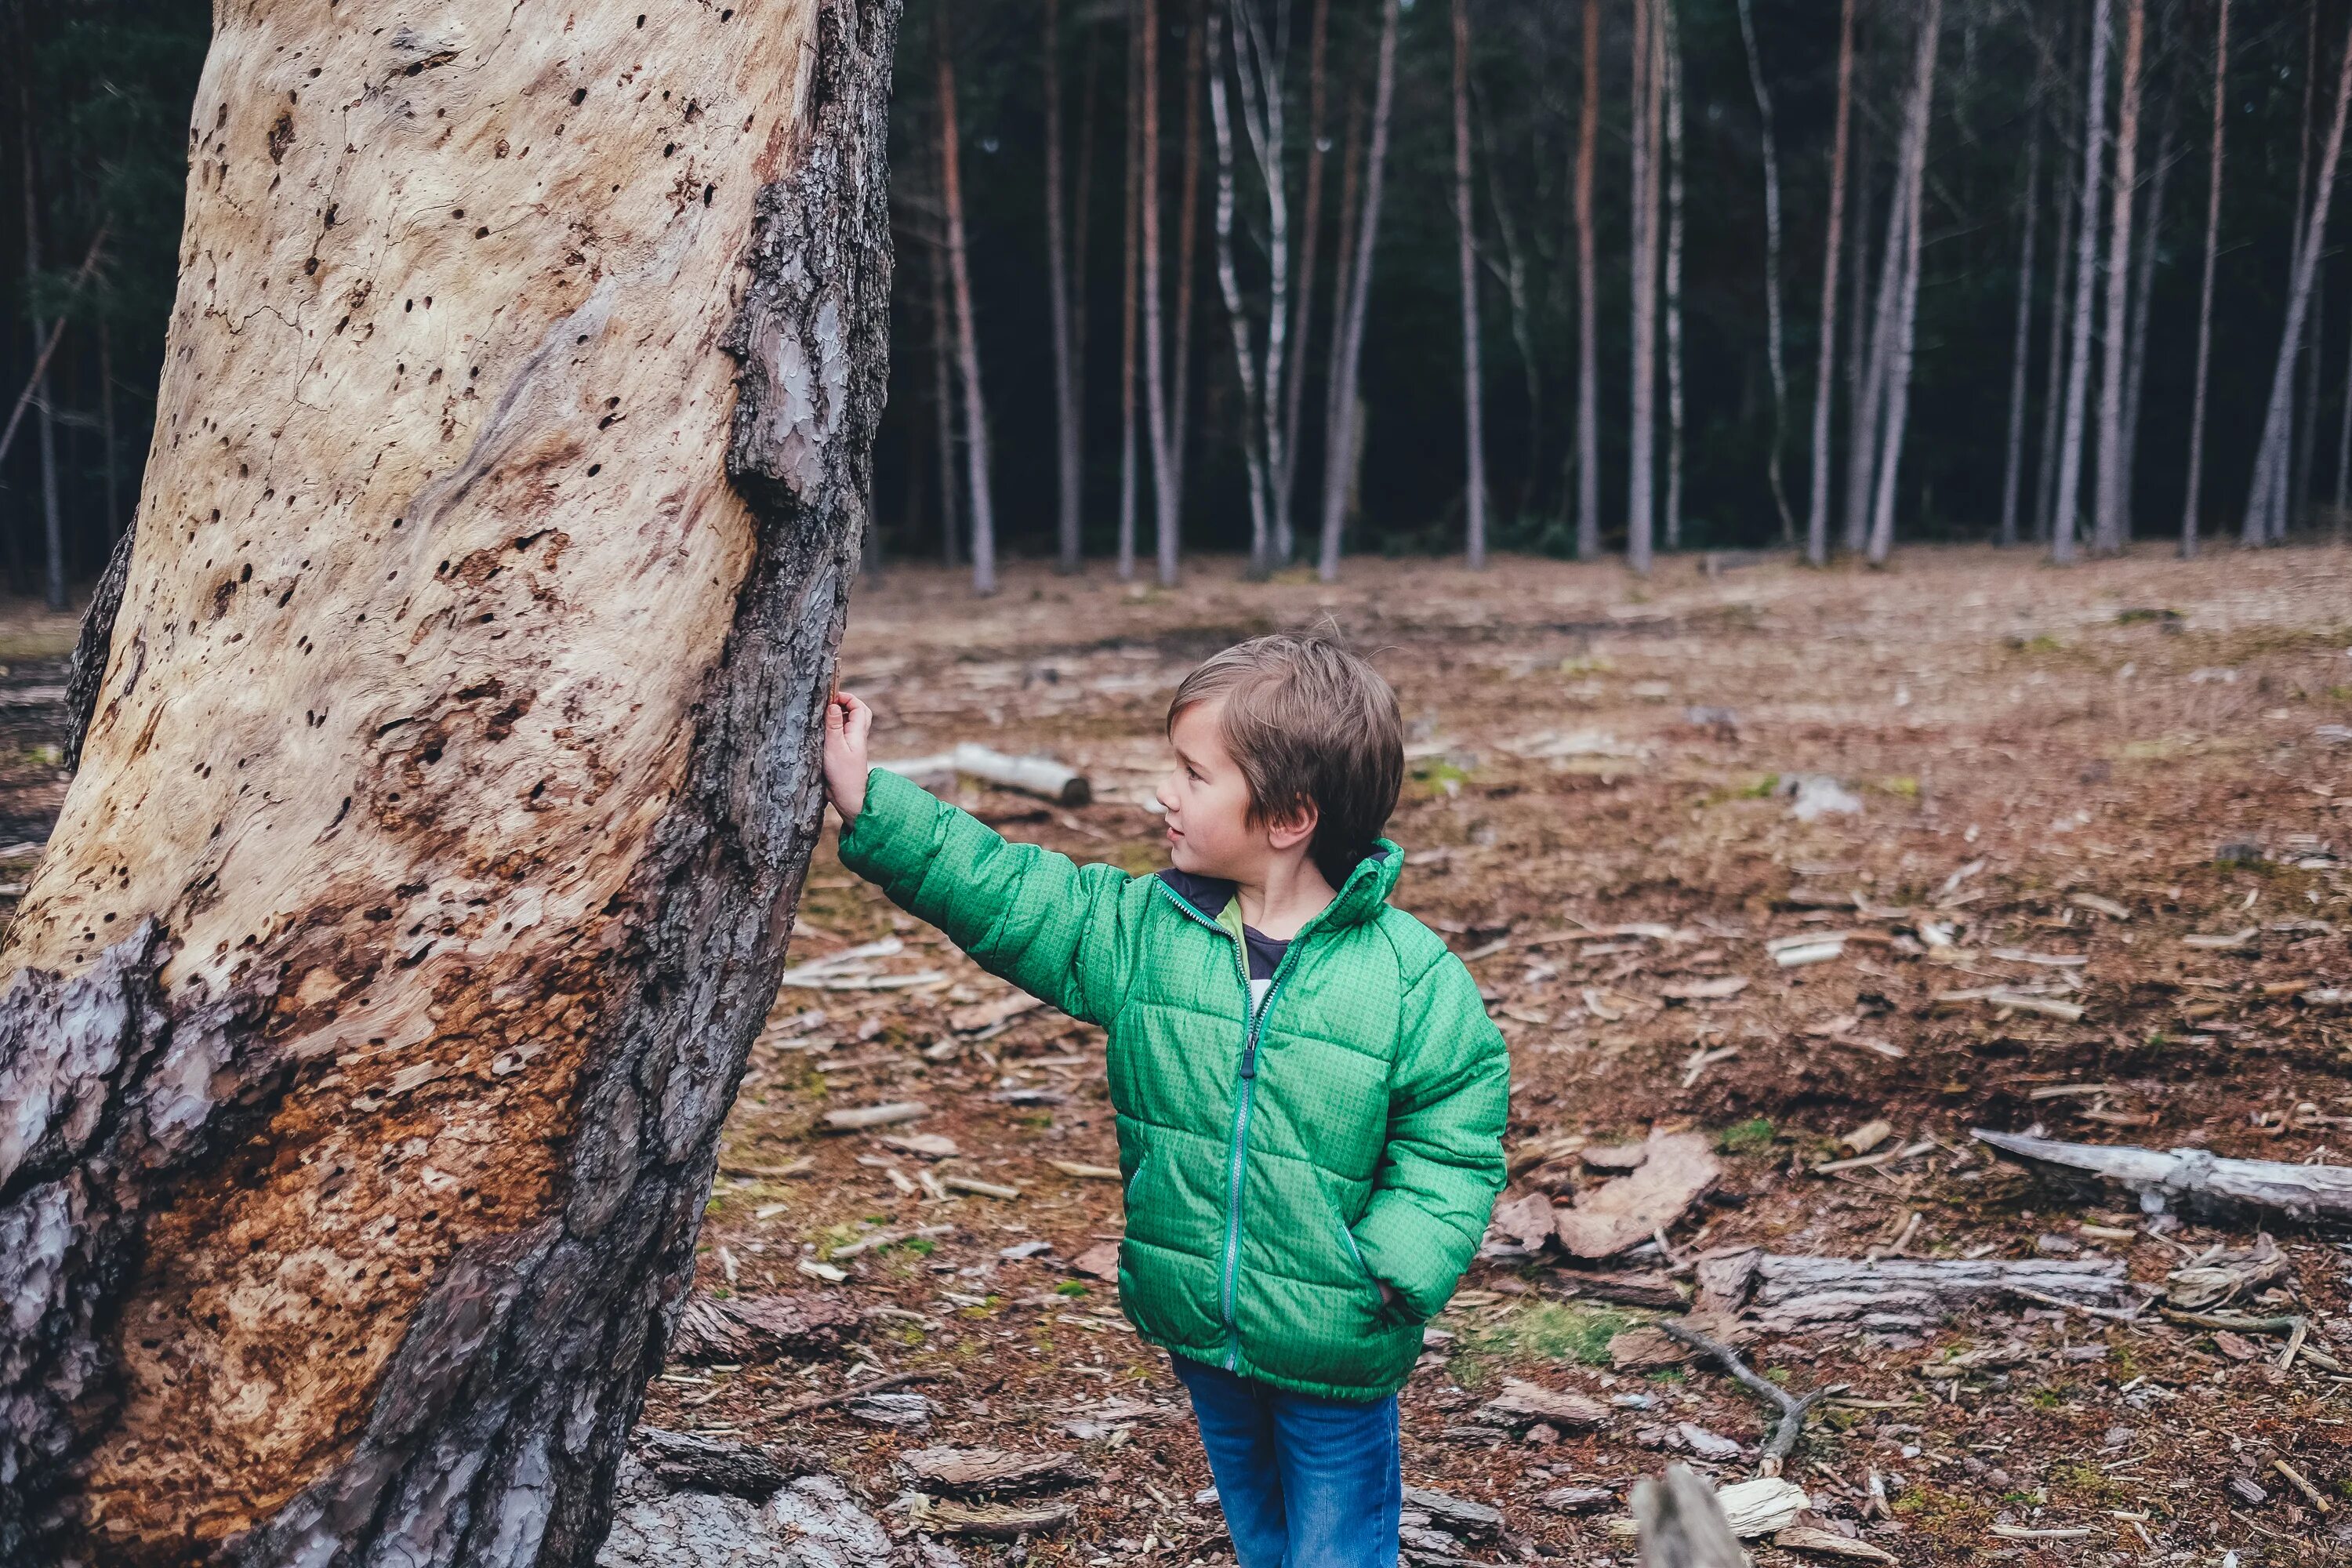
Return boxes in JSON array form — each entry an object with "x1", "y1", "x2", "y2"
[{"x1": 1976, "y1": 1127, "x2": 2352, "y2": 1227}]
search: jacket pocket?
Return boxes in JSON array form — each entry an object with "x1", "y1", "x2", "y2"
[{"x1": 1336, "y1": 1217, "x2": 1385, "y2": 1308}]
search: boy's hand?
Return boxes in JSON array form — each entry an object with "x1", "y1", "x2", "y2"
[
  {"x1": 1377, "y1": 1281, "x2": 1401, "y2": 1310},
  {"x1": 823, "y1": 691, "x2": 873, "y2": 825}
]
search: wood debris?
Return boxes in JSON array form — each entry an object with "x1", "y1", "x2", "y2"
[
  {"x1": 1976, "y1": 1127, "x2": 2352, "y2": 1224},
  {"x1": 878, "y1": 744, "x2": 1092, "y2": 806},
  {"x1": 912, "y1": 1497, "x2": 1077, "y2": 1537},
  {"x1": 667, "y1": 1293, "x2": 859, "y2": 1365},
  {"x1": 898, "y1": 1446, "x2": 1091, "y2": 1497},
  {"x1": 1554, "y1": 1131, "x2": 1721, "y2": 1259},
  {"x1": 1472, "y1": 1377, "x2": 1610, "y2": 1433},
  {"x1": 1696, "y1": 1248, "x2": 2133, "y2": 1327},
  {"x1": 822, "y1": 1102, "x2": 930, "y2": 1133}
]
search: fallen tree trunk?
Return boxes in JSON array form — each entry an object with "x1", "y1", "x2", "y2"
[
  {"x1": 1975, "y1": 1128, "x2": 2352, "y2": 1227},
  {"x1": 1697, "y1": 1249, "x2": 2133, "y2": 1327},
  {"x1": 0, "y1": 2, "x2": 900, "y2": 1563}
]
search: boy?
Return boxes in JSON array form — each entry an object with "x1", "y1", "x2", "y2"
[{"x1": 822, "y1": 633, "x2": 1508, "y2": 1568}]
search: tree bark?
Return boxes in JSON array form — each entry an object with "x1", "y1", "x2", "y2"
[
  {"x1": 1865, "y1": 0, "x2": 1940, "y2": 565},
  {"x1": 2118, "y1": 107, "x2": 2175, "y2": 535},
  {"x1": 938, "y1": 38, "x2": 996, "y2": 595},
  {"x1": 1846, "y1": 124, "x2": 1910, "y2": 557},
  {"x1": 1119, "y1": 0, "x2": 1145, "y2": 583},
  {"x1": 1316, "y1": 0, "x2": 1398, "y2": 583},
  {"x1": 1842, "y1": 107, "x2": 1874, "y2": 553},
  {"x1": 1573, "y1": 0, "x2": 1602, "y2": 562},
  {"x1": 1171, "y1": 0, "x2": 1207, "y2": 536},
  {"x1": 20, "y1": 82, "x2": 64, "y2": 612},
  {"x1": 1663, "y1": 0, "x2": 1686, "y2": 555},
  {"x1": 2036, "y1": 96, "x2": 2081, "y2": 547},
  {"x1": 1279, "y1": 0, "x2": 1334, "y2": 561},
  {"x1": 2092, "y1": 0, "x2": 2145, "y2": 555},
  {"x1": 3, "y1": 2, "x2": 899, "y2": 1564},
  {"x1": 1627, "y1": 0, "x2": 1662, "y2": 576},
  {"x1": 2244, "y1": 20, "x2": 2352, "y2": 546},
  {"x1": 1998, "y1": 114, "x2": 2043, "y2": 547},
  {"x1": 927, "y1": 200, "x2": 962, "y2": 572},
  {"x1": 1804, "y1": 0, "x2": 1857, "y2": 566},
  {"x1": 1140, "y1": 0, "x2": 1179, "y2": 585},
  {"x1": 1044, "y1": 0, "x2": 1083, "y2": 574},
  {"x1": 1735, "y1": 0, "x2": 1793, "y2": 548},
  {"x1": 2181, "y1": 0, "x2": 2230, "y2": 555},
  {"x1": 1207, "y1": 1, "x2": 1292, "y2": 579},
  {"x1": 1453, "y1": 0, "x2": 1489, "y2": 569},
  {"x1": 2052, "y1": 0, "x2": 2112, "y2": 563}
]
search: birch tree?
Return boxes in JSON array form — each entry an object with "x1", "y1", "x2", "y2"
[
  {"x1": 1736, "y1": 0, "x2": 1794, "y2": 546},
  {"x1": 2035, "y1": 117, "x2": 2081, "y2": 545},
  {"x1": 2242, "y1": 17, "x2": 2352, "y2": 545},
  {"x1": 2052, "y1": 0, "x2": 2114, "y2": 564},
  {"x1": 928, "y1": 200, "x2": 963, "y2": 570},
  {"x1": 1627, "y1": 0, "x2": 1664, "y2": 575},
  {"x1": 2118, "y1": 111, "x2": 2176, "y2": 532},
  {"x1": 1453, "y1": 0, "x2": 1490, "y2": 568},
  {"x1": 1574, "y1": 0, "x2": 1602, "y2": 561},
  {"x1": 2092, "y1": 0, "x2": 2146, "y2": 555},
  {"x1": 1806, "y1": 0, "x2": 1858, "y2": 565},
  {"x1": 0, "y1": 2, "x2": 898, "y2": 1561},
  {"x1": 1866, "y1": 0, "x2": 1942, "y2": 565},
  {"x1": 1279, "y1": 0, "x2": 1334, "y2": 559},
  {"x1": 938, "y1": 34, "x2": 996, "y2": 594},
  {"x1": 1045, "y1": 0, "x2": 1083, "y2": 573},
  {"x1": 1317, "y1": 0, "x2": 1399, "y2": 582},
  {"x1": 1998, "y1": 111, "x2": 2042, "y2": 546},
  {"x1": 1119, "y1": 0, "x2": 1145, "y2": 581},
  {"x1": 1663, "y1": 0, "x2": 1687, "y2": 554},
  {"x1": 1140, "y1": 0, "x2": 1180, "y2": 583},
  {"x1": 2180, "y1": 0, "x2": 2230, "y2": 554}
]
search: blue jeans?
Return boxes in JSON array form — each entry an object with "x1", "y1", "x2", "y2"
[{"x1": 1171, "y1": 1356, "x2": 1401, "y2": 1568}]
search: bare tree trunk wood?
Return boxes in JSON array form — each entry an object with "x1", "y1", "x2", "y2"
[
  {"x1": 1045, "y1": 0, "x2": 1083, "y2": 574},
  {"x1": 1846, "y1": 131, "x2": 1909, "y2": 557},
  {"x1": 927, "y1": 202, "x2": 962, "y2": 572},
  {"x1": 2244, "y1": 20, "x2": 2352, "y2": 546},
  {"x1": 1573, "y1": 0, "x2": 1602, "y2": 563},
  {"x1": 1279, "y1": 0, "x2": 1333, "y2": 561},
  {"x1": 1140, "y1": 0, "x2": 1178, "y2": 584},
  {"x1": 1120, "y1": 0, "x2": 1145, "y2": 583},
  {"x1": 2036, "y1": 111, "x2": 2081, "y2": 546},
  {"x1": 1627, "y1": 0, "x2": 1662, "y2": 576},
  {"x1": 1805, "y1": 0, "x2": 1857, "y2": 566},
  {"x1": 1999, "y1": 115, "x2": 2043, "y2": 547},
  {"x1": 1207, "y1": 1, "x2": 1293, "y2": 579},
  {"x1": 2181, "y1": 0, "x2": 2229, "y2": 556},
  {"x1": 1735, "y1": 0, "x2": 1793, "y2": 548},
  {"x1": 1977, "y1": 1129, "x2": 2352, "y2": 1229},
  {"x1": 2118, "y1": 108, "x2": 2176, "y2": 535},
  {"x1": 2092, "y1": 0, "x2": 2145, "y2": 555},
  {"x1": 2052, "y1": 0, "x2": 2113, "y2": 563},
  {"x1": 1698, "y1": 1247, "x2": 2134, "y2": 1327},
  {"x1": 19, "y1": 86, "x2": 64, "y2": 612},
  {"x1": 1663, "y1": 0, "x2": 1686, "y2": 555},
  {"x1": 1453, "y1": 0, "x2": 1490, "y2": 568},
  {"x1": 1865, "y1": 0, "x2": 1941, "y2": 565},
  {"x1": 1316, "y1": 0, "x2": 1398, "y2": 583},
  {"x1": 4, "y1": 2, "x2": 900, "y2": 1563},
  {"x1": 938, "y1": 38, "x2": 996, "y2": 595},
  {"x1": 1166, "y1": 0, "x2": 1207, "y2": 550},
  {"x1": 1841, "y1": 110, "x2": 1873, "y2": 553}
]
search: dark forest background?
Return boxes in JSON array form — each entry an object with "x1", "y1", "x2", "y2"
[{"x1": 0, "y1": 0, "x2": 2340, "y2": 603}]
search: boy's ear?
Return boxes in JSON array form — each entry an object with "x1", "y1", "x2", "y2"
[{"x1": 1264, "y1": 799, "x2": 1319, "y2": 853}]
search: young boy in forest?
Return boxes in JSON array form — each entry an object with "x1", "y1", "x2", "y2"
[{"x1": 822, "y1": 633, "x2": 1508, "y2": 1568}]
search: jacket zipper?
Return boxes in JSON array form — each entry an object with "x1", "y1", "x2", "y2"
[{"x1": 1154, "y1": 881, "x2": 1308, "y2": 1372}]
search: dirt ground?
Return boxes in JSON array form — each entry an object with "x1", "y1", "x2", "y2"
[{"x1": 15, "y1": 545, "x2": 2352, "y2": 1566}]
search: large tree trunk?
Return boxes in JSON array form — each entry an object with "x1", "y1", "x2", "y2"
[
  {"x1": 1804, "y1": 0, "x2": 1857, "y2": 566},
  {"x1": 1452, "y1": 0, "x2": 1489, "y2": 569},
  {"x1": 1663, "y1": 0, "x2": 1686, "y2": 555},
  {"x1": 2052, "y1": 0, "x2": 2113, "y2": 564},
  {"x1": 1316, "y1": 0, "x2": 1398, "y2": 583},
  {"x1": 1998, "y1": 113, "x2": 2043, "y2": 547},
  {"x1": 2092, "y1": 0, "x2": 2145, "y2": 555},
  {"x1": 1573, "y1": 0, "x2": 1602, "y2": 563},
  {"x1": 1044, "y1": 0, "x2": 1083, "y2": 574},
  {"x1": 1864, "y1": 0, "x2": 1940, "y2": 565},
  {"x1": 0, "y1": 2, "x2": 899, "y2": 1563},
  {"x1": 938, "y1": 38, "x2": 996, "y2": 595},
  {"x1": 1736, "y1": 0, "x2": 1792, "y2": 547},
  {"x1": 2180, "y1": 0, "x2": 2230, "y2": 556},
  {"x1": 1846, "y1": 125, "x2": 1908, "y2": 557},
  {"x1": 1626, "y1": 0, "x2": 1661, "y2": 576},
  {"x1": 2244, "y1": 21, "x2": 2352, "y2": 545}
]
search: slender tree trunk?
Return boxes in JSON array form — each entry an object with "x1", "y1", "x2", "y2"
[
  {"x1": 929, "y1": 205, "x2": 962, "y2": 572},
  {"x1": 1279, "y1": 0, "x2": 1333, "y2": 555},
  {"x1": 1998, "y1": 116, "x2": 2043, "y2": 546},
  {"x1": 1805, "y1": 0, "x2": 1857, "y2": 565},
  {"x1": 2286, "y1": 0, "x2": 2320, "y2": 543},
  {"x1": 1866, "y1": 0, "x2": 1942, "y2": 565},
  {"x1": 1627, "y1": 0, "x2": 1662, "y2": 575},
  {"x1": 20, "y1": 87, "x2": 64, "y2": 612},
  {"x1": 2036, "y1": 112, "x2": 2080, "y2": 546},
  {"x1": 2052, "y1": 0, "x2": 2113, "y2": 564},
  {"x1": 1842, "y1": 110, "x2": 1873, "y2": 550},
  {"x1": 938, "y1": 42, "x2": 996, "y2": 595},
  {"x1": 1479, "y1": 95, "x2": 1541, "y2": 524},
  {"x1": 1119, "y1": 1, "x2": 1144, "y2": 582},
  {"x1": 1074, "y1": 28, "x2": 1101, "y2": 394},
  {"x1": 1573, "y1": 0, "x2": 1602, "y2": 561},
  {"x1": 2336, "y1": 281, "x2": 2352, "y2": 529},
  {"x1": 1847, "y1": 136, "x2": 1909, "y2": 557},
  {"x1": 1737, "y1": 0, "x2": 1794, "y2": 546},
  {"x1": 1317, "y1": 0, "x2": 1399, "y2": 583},
  {"x1": 1663, "y1": 0, "x2": 1686, "y2": 554},
  {"x1": 2, "y1": 3, "x2": 900, "y2": 1560},
  {"x1": 1045, "y1": 0, "x2": 1083, "y2": 574},
  {"x1": 1209, "y1": 0, "x2": 1293, "y2": 580},
  {"x1": 2244, "y1": 14, "x2": 2352, "y2": 546},
  {"x1": 1453, "y1": 0, "x2": 1489, "y2": 568},
  {"x1": 1169, "y1": 0, "x2": 1207, "y2": 541},
  {"x1": 2118, "y1": 107, "x2": 2175, "y2": 532},
  {"x1": 2181, "y1": 0, "x2": 2230, "y2": 554},
  {"x1": 2092, "y1": 0, "x2": 2144, "y2": 555},
  {"x1": 2298, "y1": 260, "x2": 2326, "y2": 536},
  {"x1": 1140, "y1": 0, "x2": 1179, "y2": 584},
  {"x1": 1323, "y1": 80, "x2": 1365, "y2": 561},
  {"x1": 98, "y1": 320, "x2": 119, "y2": 546}
]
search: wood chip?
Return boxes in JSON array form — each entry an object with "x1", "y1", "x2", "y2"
[
  {"x1": 1839, "y1": 1120, "x2": 1894, "y2": 1156},
  {"x1": 880, "y1": 1132, "x2": 961, "y2": 1159},
  {"x1": 916, "y1": 1497, "x2": 1077, "y2": 1537},
  {"x1": 949, "y1": 993, "x2": 1045, "y2": 1033},
  {"x1": 1554, "y1": 1131, "x2": 1721, "y2": 1259},
  {"x1": 1660, "y1": 975, "x2": 1751, "y2": 1002},
  {"x1": 1475, "y1": 1377, "x2": 1611, "y2": 1432},
  {"x1": 900, "y1": 1446, "x2": 1092, "y2": 1497},
  {"x1": 821, "y1": 1102, "x2": 929, "y2": 1132},
  {"x1": 942, "y1": 1174, "x2": 1022, "y2": 1200},
  {"x1": 1047, "y1": 1160, "x2": 1122, "y2": 1181},
  {"x1": 1775, "y1": 1526, "x2": 1898, "y2": 1563},
  {"x1": 2180, "y1": 927, "x2": 2259, "y2": 951}
]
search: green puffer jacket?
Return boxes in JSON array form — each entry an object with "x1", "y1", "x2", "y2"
[{"x1": 838, "y1": 768, "x2": 1510, "y2": 1402}]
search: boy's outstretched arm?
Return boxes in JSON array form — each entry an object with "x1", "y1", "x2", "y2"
[
  {"x1": 822, "y1": 693, "x2": 1133, "y2": 1026},
  {"x1": 1348, "y1": 953, "x2": 1510, "y2": 1323}
]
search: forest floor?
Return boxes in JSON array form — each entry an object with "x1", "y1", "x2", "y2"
[{"x1": 12, "y1": 544, "x2": 2352, "y2": 1567}]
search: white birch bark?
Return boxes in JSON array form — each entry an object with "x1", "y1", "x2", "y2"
[
  {"x1": 2181, "y1": 0, "x2": 2229, "y2": 554},
  {"x1": 1866, "y1": 0, "x2": 1941, "y2": 565},
  {"x1": 2092, "y1": 0, "x2": 2145, "y2": 556},
  {"x1": 1663, "y1": 0, "x2": 1686, "y2": 554},
  {"x1": 1805, "y1": 0, "x2": 1857, "y2": 565},
  {"x1": 938, "y1": 42, "x2": 996, "y2": 595},
  {"x1": 2052, "y1": 0, "x2": 2114, "y2": 564},
  {"x1": 1736, "y1": 0, "x2": 1794, "y2": 546},
  {"x1": 1316, "y1": 0, "x2": 1399, "y2": 583},
  {"x1": 1574, "y1": 0, "x2": 1603, "y2": 562},
  {"x1": 1998, "y1": 117, "x2": 2043, "y2": 546},
  {"x1": 1207, "y1": 1, "x2": 1294, "y2": 579}
]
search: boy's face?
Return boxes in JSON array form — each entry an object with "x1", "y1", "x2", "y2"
[{"x1": 1158, "y1": 700, "x2": 1269, "y2": 881}]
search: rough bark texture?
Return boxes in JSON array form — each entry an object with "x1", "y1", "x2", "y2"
[{"x1": 0, "y1": 0, "x2": 899, "y2": 1562}]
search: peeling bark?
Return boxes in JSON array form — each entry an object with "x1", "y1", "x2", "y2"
[{"x1": 0, "y1": 1, "x2": 899, "y2": 1563}]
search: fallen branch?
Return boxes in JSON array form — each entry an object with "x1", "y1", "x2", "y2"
[
  {"x1": 2159, "y1": 1310, "x2": 2345, "y2": 1372},
  {"x1": 1659, "y1": 1319, "x2": 1835, "y2": 1476},
  {"x1": 1696, "y1": 1249, "x2": 2133, "y2": 1327},
  {"x1": 877, "y1": 744, "x2": 1092, "y2": 806},
  {"x1": 1974, "y1": 1128, "x2": 2352, "y2": 1226},
  {"x1": 765, "y1": 1368, "x2": 947, "y2": 1420}
]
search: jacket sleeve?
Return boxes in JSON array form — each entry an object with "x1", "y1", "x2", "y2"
[
  {"x1": 1349, "y1": 949, "x2": 1510, "y2": 1323},
  {"x1": 835, "y1": 766, "x2": 1135, "y2": 1027}
]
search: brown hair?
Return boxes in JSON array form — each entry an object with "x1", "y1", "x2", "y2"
[{"x1": 1167, "y1": 632, "x2": 1405, "y2": 887}]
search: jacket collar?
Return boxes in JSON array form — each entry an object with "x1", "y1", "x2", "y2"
[{"x1": 1156, "y1": 840, "x2": 1401, "y2": 932}]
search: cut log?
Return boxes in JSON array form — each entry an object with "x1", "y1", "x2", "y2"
[
  {"x1": 667, "y1": 1292, "x2": 861, "y2": 1365},
  {"x1": 1698, "y1": 1247, "x2": 2134, "y2": 1327},
  {"x1": 915, "y1": 1498, "x2": 1078, "y2": 1538},
  {"x1": 0, "y1": 1, "x2": 903, "y2": 1560},
  {"x1": 898, "y1": 1446, "x2": 1092, "y2": 1497},
  {"x1": 1555, "y1": 1131, "x2": 1721, "y2": 1258},
  {"x1": 1975, "y1": 1128, "x2": 2352, "y2": 1226},
  {"x1": 877, "y1": 744, "x2": 1094, "y2": 807}
]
